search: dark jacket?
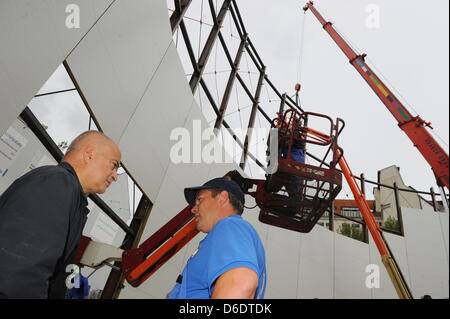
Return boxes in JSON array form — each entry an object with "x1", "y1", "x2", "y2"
[{"x1": 0, "y1": 162, "x2": 89, "y2": 299}]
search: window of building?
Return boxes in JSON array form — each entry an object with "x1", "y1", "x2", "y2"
[{"x1": 341, "y1": 206, "x2": 362, "y2": 218}]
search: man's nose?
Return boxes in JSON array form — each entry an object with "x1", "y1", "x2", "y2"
[
  {"x1": 111, "y1": 170, "x2": 118, "y2": 182},
  {"x1": 191, "y1": 204, "x2": 198, "y2": 214}
]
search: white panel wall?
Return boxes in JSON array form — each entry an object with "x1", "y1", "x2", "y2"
[
  {"x1": 264, "y1": 227, "x2": 301, "y2": 298},
  {"x1": 401, "y1": 208, "x2": 449, "y2": 298},
  {"x1": 116, "y1": 43, "x2": 195, "y2": 202},
  {"x1": 65, "y1": 0, "x2": 173, "y2": 143},
  {"x1": 0, "y1": 0, "x2": 114, "y2": 136},
  {"x1": 297, "y1": 227, "x2": 334, "y2": 299},
  {"x1": 439, "y1": 212, "x2": 449, "y2": 262},
  {"x1": 334, "y1": 232, "x2": 371, "y2": 299}
]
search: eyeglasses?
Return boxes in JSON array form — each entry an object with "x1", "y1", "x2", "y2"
[
  {"x1": 109, "y1": 159, "x2": 121, "y2": 172},
  {"x1": 96, "y1": 151, "x2": 121, "y2": 174}
]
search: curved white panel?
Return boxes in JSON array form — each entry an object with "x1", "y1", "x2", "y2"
[
  {"x1": 0, "y1": 0, "x2": 114, "y2": 136},
  {"x1": 117, "y1": 43, "x2": 195, "y2": 202},
  {"x1": 66, "y1": 0, "x2": 173, "y2": 143}
]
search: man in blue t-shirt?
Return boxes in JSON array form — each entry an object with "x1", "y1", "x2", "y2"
[{"x1": 166, "y1": 177, "x2": 266, "y2": 299}]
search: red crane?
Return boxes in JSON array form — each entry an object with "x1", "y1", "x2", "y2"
[{"x1": 303, "y1": 1, "x2": 449, "y2": 190}]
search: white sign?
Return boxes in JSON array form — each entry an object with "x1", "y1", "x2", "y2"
[{"x1": 0, "y1": 127, "x2": 28, "y2": 177}]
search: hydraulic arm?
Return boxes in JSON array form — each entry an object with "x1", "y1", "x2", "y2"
[
  {"x1": 76, "y1": 206, "x2": 198, "y2": 288},
  {"x1": 337, "y1": 150, "x2": 412, "y2": 299},
  {"x1": 303, "y1": 1, "x2": 449, "y2": 190}
]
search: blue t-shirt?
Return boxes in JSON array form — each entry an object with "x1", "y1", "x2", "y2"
[
  {"x1": 167, "y1": 215, "x2": 266, "y2": 299},
  {"x1": 282, "y1": 145, "x2": 305, "y2": 163}
]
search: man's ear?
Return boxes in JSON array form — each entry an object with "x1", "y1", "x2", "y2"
[
  {"x1": 83, "y1": 146, "x2": 95, "y2": 163},
  {"x1": 218, "y1": 190, "x2": 229, "y2": 206}
]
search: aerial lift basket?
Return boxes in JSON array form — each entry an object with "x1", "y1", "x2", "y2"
[{"x1": 251, "y1": 110, "x2": 344, "y2": 232}]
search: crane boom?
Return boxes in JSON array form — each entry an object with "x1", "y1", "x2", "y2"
[{"x1": 303, "y1": 1, "x2": 449, "y2": 190}]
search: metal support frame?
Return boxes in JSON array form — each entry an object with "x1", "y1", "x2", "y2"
[
  {"x1": 19, "y1": 107, "x2": 65, "y2": 163},
  {"x1": 439, "y1": 186, "x2": 449, "y2": 212},
  {"x1": 306, "y1": 151, "x2": 440, "y2": 238},
  {"x1": 279, "y1": 93, "x2": 287, "y2": 114},
  {"x1": 34, "y1": 88, "x2": 77, "y2": 98},
  {"x1": 328, "y1": 205, "x2": 334, "y2": 231},
  {"x1": 363, "y1": 223, "x2": 368, "y2": 243},
  {"x1": 170, "y1": 0, "x2": 192, "y2": 33},
  {"x1": 189, "y1": 0, "x2": 231, "y2": 94},
  {"x1": 214, "y1": 33, "x2": 248, "y2": 130},
  {"x1": 240, "y1": 67, "x2": 266, "y2": 170},
  {"x1": 309, "y1": 150, "x2": 444, "y2": 198},
  {"x1": 264, "y1": 76, "x2": 303, "y2": 112},
  {"x1": 333, "y1": 212, "x2": 365, "y2": 226},
  {"x1": 393, "y1": 183, "x2": 405, "y2": 234},
  {"x1": 360, "y1": 173, "x2": 366, "y2": 197},
  {"x1": 430, "y1": 187, "x2": 438, "y2": 211},
  {"x1": 172, "y1": 0, "x2": 303, "y2": 172},
  {"x1": 101, "y1": 196, "x2": 152, "y2": 299}
]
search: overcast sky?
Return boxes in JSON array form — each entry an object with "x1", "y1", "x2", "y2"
[
  {"x1": 234, "y1": 0, "x2": 449, "y2": 196},
  {"x1": 31, "y1": 0, "x2": 449, "y2": 200}
]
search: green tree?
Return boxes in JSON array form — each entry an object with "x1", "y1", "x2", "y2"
[
  {"x1": 58, "y1": 140, "x2": 68, "y2": 152},
  {"x1": 383, "y1": 216, "x2": 400, "y2": 232},
  {"x1": 339, "y1": 222, "x2": 364, "y2": 242}
]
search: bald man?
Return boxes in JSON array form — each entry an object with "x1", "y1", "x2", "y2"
[{"x1": 0, "y1": 130, "x2": 121, "y2": 299}]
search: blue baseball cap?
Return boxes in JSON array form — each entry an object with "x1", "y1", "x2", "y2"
[{"x1": 184, "y1": 177, "x2": 245, "y2": 206}]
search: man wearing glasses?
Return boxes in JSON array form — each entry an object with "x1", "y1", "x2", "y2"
[{"x1": 0, "y1": 130, "x2": 121, "y2": 298}]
